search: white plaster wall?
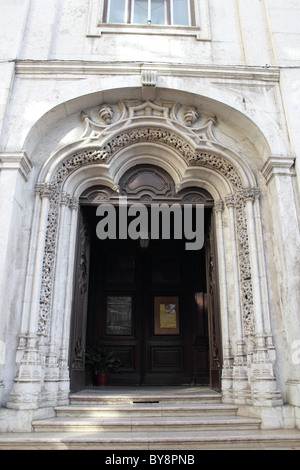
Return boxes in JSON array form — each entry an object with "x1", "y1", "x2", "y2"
[
  {"x1": 1, "y1": 0, "x2": 299, "y2": 67},
  {"x1": 1, "y1": 72, "x2": 290, "y2": 157},
  {"x1": 265, "y1": 0, "x2": 300, "y2": 67},
  {"x1": 0, "y1": 0, "x2": 299, "y2": 417}
]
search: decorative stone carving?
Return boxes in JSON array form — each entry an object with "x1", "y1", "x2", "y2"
[
  {"x1": 80, "y1": 100, "x2": 218, "y2": 142},
  {"x1": 141, "y1": 70, "x2": 157, "y2": 87},
  {"x1": 35, "y1": 182, "x2": 56, "y2": 199},
  {"x1": 120, "y1": 166, "x2": 173, "y2": 197},
  {"x1": 38, "y1": 190, "x2": 60, "y2": 335},
  {"x1": 60, "y1": 191, "x2": 70, "y2": 206},
  {"x1": 242, "y1": 187, "x2": 260, "y2": 201},
  {"x1": 214, "y1": 199, "x2": 225, "y2": 212},
  {"x1": 184, "y1": 107, "x2": 199, "y2": 127},
  {"x1": 37, "y1": 103, "x2": 255, "y2": 340},
  {"x1": 99, "y1": 105, "x2": 114, "y2": 125}
]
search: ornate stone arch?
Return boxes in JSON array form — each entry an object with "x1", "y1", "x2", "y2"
[{"x1": 9, "y1": 99, "x2": 283, "y2": 410}]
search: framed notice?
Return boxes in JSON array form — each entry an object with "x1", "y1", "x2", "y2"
[
  {"x1": 154, "y1": 296, "x2": 179, "y2": 335},
  {"x1": 106, "y1": 295, "x2": 132, "y2": 336}
]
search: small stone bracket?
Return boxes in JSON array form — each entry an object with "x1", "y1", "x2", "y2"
[{"x1": 141, "y1": 70, "x2": 157, "y2": 100}]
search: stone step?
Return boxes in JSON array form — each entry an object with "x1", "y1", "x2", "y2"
[
  {"x1": 54, "y1": 402, "x2": 239, "y2": 418},
  {"x1": 2, "y1": 387, "x2": 300, "y2": 450},
  {"x1": 32, "y1": 414, "x2": 261, "y2": 433},
  {"x1": 69, "y1": 388, "x2": 222, "y2": 406},
  {"x1": 1, "y1": 429, "x2": 300, "y2": 450}
]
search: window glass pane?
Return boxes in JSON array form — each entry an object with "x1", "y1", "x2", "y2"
[
  {"x1": 108, "y1": 0, "x2": 126, "y2": 23},
  {"x1": 173, "y1": 0, "x2": 190, "y2": 25},
  {"x1": 133, "y1": 0, "x2": 148, "y2": 24},
  {"x1": 151, "y1": 0, "x2": 165, "y2": 25}
]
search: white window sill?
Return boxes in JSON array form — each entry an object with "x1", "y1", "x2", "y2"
[{"x1": 87, "y1": 23, "x2": 211, "y2": 41}]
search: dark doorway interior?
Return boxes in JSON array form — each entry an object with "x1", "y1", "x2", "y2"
[{"x1": 84, "y1": 206, "x2": 211, "y2": 386}]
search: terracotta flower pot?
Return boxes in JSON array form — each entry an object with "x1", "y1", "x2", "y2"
[{"x1": 96, "y1": 374, "x2": 109, "y2": 386}]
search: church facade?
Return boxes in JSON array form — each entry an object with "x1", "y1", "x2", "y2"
[{"x1": 0, "y1": 0, "x2": 299, "y2": 432}]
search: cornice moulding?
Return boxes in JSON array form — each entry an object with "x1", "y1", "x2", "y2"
[
  {"x1": 0, "y1": 151, "x2": 32, "y2": 181},
  {"x1": 262, "y1": 156, "x2": 295, "y2": 184},
  {"x1": 14, "y1": 61, "x2": 280, "y2": 82}
]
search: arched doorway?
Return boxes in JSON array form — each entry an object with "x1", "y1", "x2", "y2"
[
  {"x1": 8, "y1": 96, "x2": 283, "y2": 412},
  {"x1": 69, "y1": 165, "x2": 222, "y2": 390}
]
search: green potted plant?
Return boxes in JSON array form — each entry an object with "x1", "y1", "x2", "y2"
[{"x1": 85, "y1": 346, "x2": 123, "y2": 386}]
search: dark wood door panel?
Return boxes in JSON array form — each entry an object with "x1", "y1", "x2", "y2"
[
  {"x1": 107, "y1": 345, "x2": 141, "y2": 385},
  {"x1": 85, "y1": 230, "x2": 210, "y2": 386},
  {"x1": 150, "y1": 346, "x2": 184, "y2": 371}
]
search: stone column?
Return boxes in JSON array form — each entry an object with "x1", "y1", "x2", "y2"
[
  {"x1": 243, "y1": 188, "x2": 283, "y2": 407},
  {"x1": 8, "y1": 183, "x2": 53, "y2": 410},
  {"x1": 42, "y1": 191, "x2": 70, "y2": 407},
  {"x1": 262, "y1": 156, "x2": 300, "y2": 408},
  {"x1": 0, "y1": 151, "x2": 32, "y2": 405},
  {"x1": 252, "y1": 194, "x2": 276, "y2": 361},
  {"x1": 214, "y1": 200, "x2": 233, "y2": 402},
  {"x1": 225, "y1": 194, "x2": 249, "y2": 404},
  {"x1": 58, "y1": 197, "x2": 79, "y2": 405}
]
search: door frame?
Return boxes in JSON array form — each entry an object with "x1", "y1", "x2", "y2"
[{"x1": 69, "y1": 168, "x2": 222, "y2": 391}]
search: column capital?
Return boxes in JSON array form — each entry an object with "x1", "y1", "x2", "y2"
[
  {"x1": 69, "y1": 197, "x2": 79, "y2": 210},
  {"x1": 242, "y1": 187, "x2": 260, "y2": 202},
  {"x1": 262, "y1": 156, "x2": 295, "y2": 185},
  {"x1": 34, "y1": 182, "x2": 56, "y2": 199},
  {"x1": 60, "y1": 191, "x2": 70, "y2": 206},
  {"x1": 214, "y1": 199, "x2": 225, "y2": 212},
  {"x1": 225, "y1": 194, "x2": 235, "y2": 208}
]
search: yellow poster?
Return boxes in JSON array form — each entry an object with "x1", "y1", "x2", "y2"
[{"x1": 160, "y1": 303, "x2": 177, "y2": 328}]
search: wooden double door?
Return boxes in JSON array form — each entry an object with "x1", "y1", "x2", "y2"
[{"x1": 86, "y1": 233, "x2": 211, "y2": 386}]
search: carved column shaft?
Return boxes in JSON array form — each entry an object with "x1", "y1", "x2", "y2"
[
  {"x1": 29, "y1": 184, "x2": 54, "y2": 336},
  {"x1": 58, "y1": 197, "x2": 79, "y2": 404},
  {"x1": 8, "y1": 184, "x2": 54, "y2": 409},
  {"x1": 243, "y1": 188, "x2": 265, "y2": 338},
  {"x1": 225, "y1": 193, "x2": 250, "y2": 403},
  {"x1": 214, "y1": 200, "x2": 234, "y2": 399},
  {"x1": 225, "y1": 195, "x2": 244, "y2": 346},
  {"x1": 15, "y1": 185, "x2": 46, "y2": 373},
  {"x1": 214, "y1": 200, "x2": 230, "y2": 346},
  {"x1": 43, "y1": 192, "x2": 71, "y2": 405}
]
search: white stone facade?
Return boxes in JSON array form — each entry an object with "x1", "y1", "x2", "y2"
[{"x1": 0, "y1": 0, "x2": 299, "y2": 432}]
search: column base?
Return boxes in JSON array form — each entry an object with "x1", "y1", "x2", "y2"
[
  {"x1": 286, "y1": 380, "x2": 300, "y2": 407},
  {"x1": 237, "y1": 404, "x2": 296, "y2": 430},
  {"x1": 7, "y1": 379, "x2": 41, "y2": 410}
]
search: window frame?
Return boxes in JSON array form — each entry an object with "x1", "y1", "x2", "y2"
[
  {"x1": 104, "y1": 0, "x2": 195, "y2": 27},
  {"x1": 87, "y1": 0, "x2": 211, "y2": 41}
]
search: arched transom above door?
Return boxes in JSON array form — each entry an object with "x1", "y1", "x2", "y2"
[{"x1": 80, "y1": 164, "x2": 214, "y2": 207}]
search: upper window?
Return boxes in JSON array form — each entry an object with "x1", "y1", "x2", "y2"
[
  {"x1": 87, "y1": 0, "x2": 211, "y2": 41},
  {"x1": 104, "y1": 0, "x2": 195, "y2": 26}
]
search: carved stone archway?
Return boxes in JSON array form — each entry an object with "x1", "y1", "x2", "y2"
[{"x1": 8, "y1": 99, "x2": 283, "y2": 411}]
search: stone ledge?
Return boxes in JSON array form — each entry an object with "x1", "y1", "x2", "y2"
[
  {"x1": 0, "y1": 406, "x2": 55, "y2": 433},
  {"x1": 237, "y1": 404, "x2": 296, "y2": 430}
]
